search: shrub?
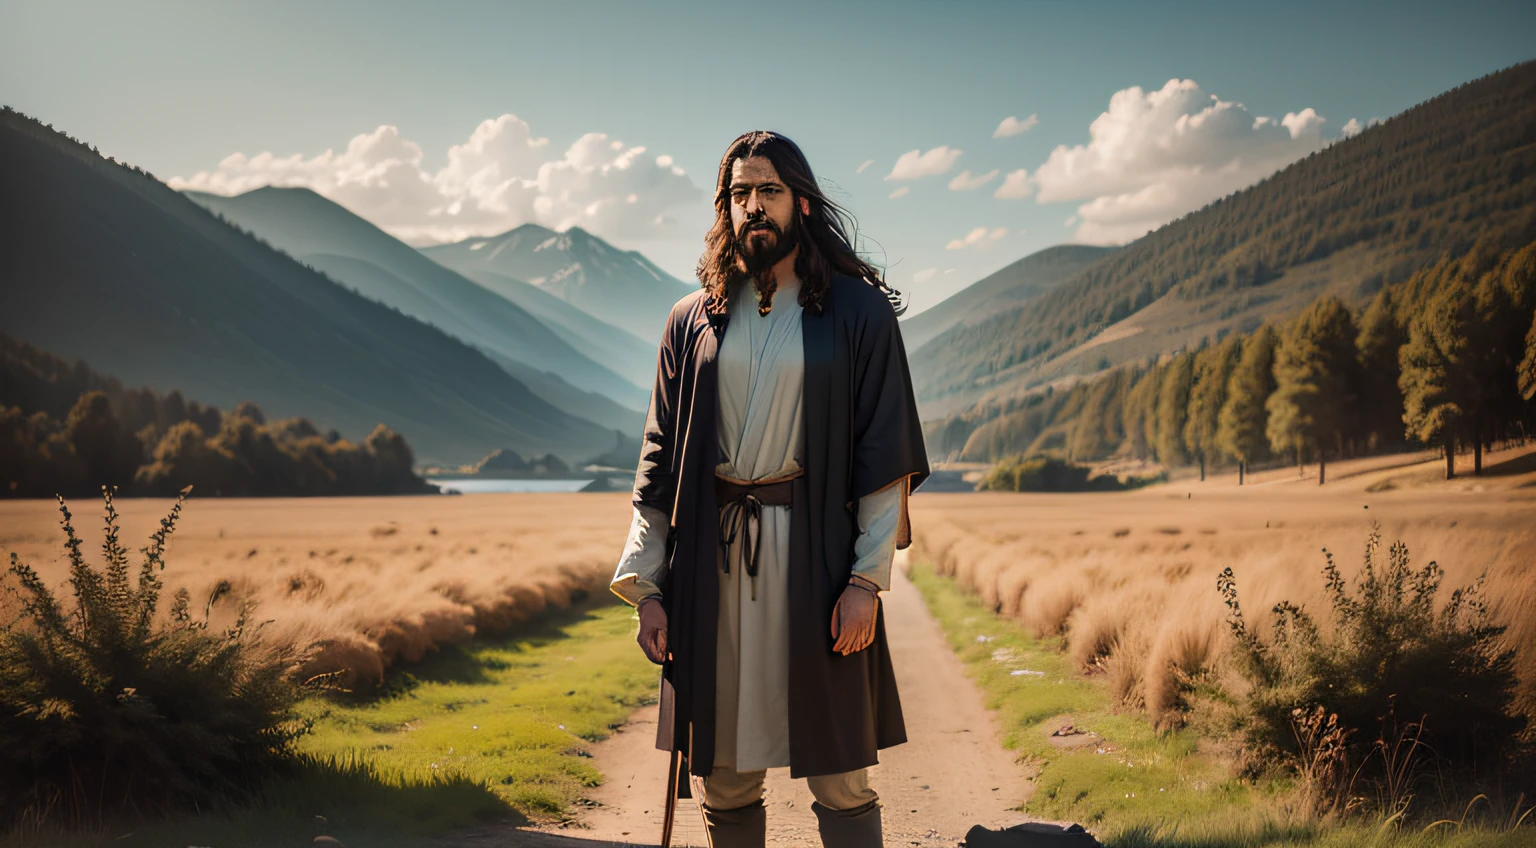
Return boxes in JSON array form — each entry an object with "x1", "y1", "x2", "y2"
[
  {"x1": 1216, "y1": 523, "x2": 1526, "y2": 815},
  {"x1": 979, "y1": 455, "x2": 1152, "y2": 492},
  {"x1": 0, "y1": 486, "x2": 305, "y2": 829}
]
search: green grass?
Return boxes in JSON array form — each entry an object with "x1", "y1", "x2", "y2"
[
  {"x1": 907, "y1": 561, "x2": 1536, "y2": 848},
  {"x1": 4, "y1": 600, "x2": 657, "y2": 848}
]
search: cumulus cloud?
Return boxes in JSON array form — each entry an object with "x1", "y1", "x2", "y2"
[
  {"x1": 1029, "y1": 79, "x2": 1331, "y2": 243},
  {"x1": 886, "y1": 145, "x2": 963, "y2": 180},
  {"x1": 913, "y1": 267, "x2": 938, "y2": 283},
  {"x1": 948, "y1": 169, "x2": 999, "y2": 191},
  {"x1": 945, "y1": 226, "x2": 1008, "y2": 250},
  {"x1": 994, "y1": 168, "x2": 1034, "y2": 199},
  {"x1": 993, "y1": 114, "x2": 1039, "y2": 138},
  {"x1": 168, "y1": 113, "x2": 704, "y2": 249},
  {"x1": 1340, "y1": 116, "x2": 1383, "y2": 138},
  {"x1": 857, "y1": 158, "x2": 876, "y2": 173},
  {"x1": 889, "y1": 186, "x2": 911, "y2": 199}
]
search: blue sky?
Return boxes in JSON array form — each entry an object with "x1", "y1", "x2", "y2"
[{"x1": 5, "y1": 0, "x2": 1533, "y2": 315}]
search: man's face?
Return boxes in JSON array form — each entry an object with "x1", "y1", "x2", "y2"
[{"x1": 729, "y1": 156, "x2": 808, "y2": 273}]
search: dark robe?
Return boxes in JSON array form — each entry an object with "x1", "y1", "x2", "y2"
[{"x1": 631, "y1": 272, "x2": 931, "y2": 779}]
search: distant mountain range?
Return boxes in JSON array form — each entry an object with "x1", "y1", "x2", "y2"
[
  {"x1": 422, "y1": 224, "x2": 697, "y2": 343},
  {"x1": 911, "y1": 59, "x2": 1536, "y2": 426},
  {"x1": 183, "y1": 187, "x2": 648, "y2": 428},
  {"x1": 0, "y1": 109, "x2": 623, "y2": 467}
]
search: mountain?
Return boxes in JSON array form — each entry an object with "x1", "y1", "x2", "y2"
[
  {"x1": 913, "y1": 59, "x2": 1536, "y2": 422},
  {"x1": 182, "y1": 187, "x2": 648, "y2": 419},
  {"x1": 433, "y1": 263, "x2": 655, "y2": 389},
  {"x1": 422, "y1": 224, "x2": 697, "y2": 342},
  {"x1": 899, "y1": 245, "x2": 1117, "y2": 352},
  {"x1": 0, "y1": 107, "x2": 620, "y2": 467}
]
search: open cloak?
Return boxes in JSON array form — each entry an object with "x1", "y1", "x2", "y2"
[{"x1": 631, "y1": 272, "x2": 931, "y2": 779}]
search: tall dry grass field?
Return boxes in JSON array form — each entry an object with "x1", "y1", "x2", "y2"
[
  {"x1": 0, "y1": 492, "x2": 635, "y2": 687},
  {"x1": 909, "y1": 445, "x2": 1536, "y2": 730}
]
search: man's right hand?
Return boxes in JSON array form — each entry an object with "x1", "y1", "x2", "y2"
[{"x1": 637, "y1": 597, "x2": 668, "y2": 664}]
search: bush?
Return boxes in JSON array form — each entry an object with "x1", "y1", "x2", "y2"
[
  {"x1": 0, "y1": 486, "x2": 305, "y2": 829},
  {"x1": 1216, "y1": 524, "x2": 1526, "y2": 815},
  {"x1": 979, "y1": 455, "x2": 1162, "y2": 492}
]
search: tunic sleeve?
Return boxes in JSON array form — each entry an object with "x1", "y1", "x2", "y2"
[
  {"x1": 850, "y1": 287, "x2": 929, "y2": 547},
  {"x1": 850, "y1": 479, "x2": 903, "y2": 591},
  {"x1": 610, "y1": 503, "x2": 671, "y2": 606}
]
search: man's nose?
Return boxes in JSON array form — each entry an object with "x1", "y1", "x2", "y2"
[{"x1": 744, "y1": 190, "x2": 762, "y2": 214}]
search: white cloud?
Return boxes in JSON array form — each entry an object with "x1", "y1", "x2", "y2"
[
  {"x1": 857, "y1": 158, "x2": 876, "y2": 174},
  {"x1": 948, "y1": 169, "x2": 999, "y2": 191},
  {"x1": 945, "y1": 226, "x2": 1008, "y2": 250},
  {"x1": 168, "y1": 114, "x2": 704, "y2": 249},
  {"x1": 993, "y1": 114, "x2": 1039, "y2": 138},
  {"x1": 886, "y1": 145, "x2": 963, "y2": 180},
  {"x1": 913, "y1": 267, "x2": 938, "y2": 283},
  {"x1": 889, "y1": 186, "x2": 910, "y2": 199},
  {"x1": 1340, "y1": 116, "x2": 1383, "y2": 138},
  {"x1": 1029, "y1": 79, "x2": 1330, "y2": 244},
  {"x1": 993, "y1": 168, "x2": 1034, "y2": 199},
  {"x1": 1064, "y1": 214, "x2": 1079, "y2": 227}
]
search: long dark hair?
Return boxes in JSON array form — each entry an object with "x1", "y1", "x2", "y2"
[{"x1": 696, "y1": 130, "x2": 905, "y2": 316}]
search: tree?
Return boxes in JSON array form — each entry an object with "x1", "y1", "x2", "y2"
[
  {"x1": 1155, "y1": 351, "x2": 1195, "y2": 467},
  {"x1": 1184, "y1": 335, "x2": 1242, "y2": 481},
  {"x1": 1266, "y1": 297, "x2": 1359, "y2": 485},
  {"x1": 1122, "y1": 362, "x2": 1164, "y2": 461},
  {"x1": 1218, "y1": 325, "x2": 1279, "y2": 485},
  {"x1": 1399, "y1": 280, "x2": 1479, "y2": 480},
  {"x1": 1521, "y1": 311, "x2": 1536, "y2": 402},
  {"x1": 1355, "y1": 288, "x2": 1407, "y2": 452},
  {"x1": 64, "y1": 392, "x2": 144, "y2": 492}
]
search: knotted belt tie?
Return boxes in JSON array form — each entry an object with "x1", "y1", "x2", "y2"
[{"x1": 715, "y1": 469, "x2": 802, "y2": 600}]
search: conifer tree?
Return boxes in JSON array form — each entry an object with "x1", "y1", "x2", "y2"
[
  {"x1": 1155, "y1": 351, "x2": 1195, "y2": 467},
  {"x1": 1521, "y1": 311, "x2": 1536, "y2": 403},
  {"x1": 1218, "y1": 325, "x2": 1278, "y2": 484},
  {"x1": 1355, "y1": 288, "x2": 1407, "y2": 451},
  {"x1": 1183, "y1": 335, "x2": 1241, "y2": 481},
  {"x1": 1399, "y1": 280, "x2": 1478, "y2": 479},
  {"x1": 1266, "y1": 297, "x2": 1359, "y2": 485}
]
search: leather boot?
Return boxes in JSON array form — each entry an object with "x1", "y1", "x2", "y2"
[
  {"x1": 811, "y1": 798, "x2": 883, "y2": 847},
  {"x1": 701, "y1": 797, "x2": 766, "y2": 848}
]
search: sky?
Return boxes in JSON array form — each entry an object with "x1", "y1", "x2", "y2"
[{"x1": 5, "y1": 0, "x2": 1534, "y2": 315}]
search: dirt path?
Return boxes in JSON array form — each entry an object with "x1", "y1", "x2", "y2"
[{"x1": 500, "y1": 549, "x2": 1038, "y2": 846}]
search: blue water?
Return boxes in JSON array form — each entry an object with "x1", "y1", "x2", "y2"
[{"x1": 428, "y1": 478, "x2": 595, "y2": 494}]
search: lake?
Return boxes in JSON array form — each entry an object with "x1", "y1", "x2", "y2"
[{"x1": 428, "y1": 478, "x2": 597, "y2": 494}]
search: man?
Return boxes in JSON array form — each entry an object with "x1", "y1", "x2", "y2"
[{"x1": 611, "y1": 130, "x2": 929, "y2": 847}]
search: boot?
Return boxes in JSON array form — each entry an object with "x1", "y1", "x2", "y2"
[
  {"x1": 701, "y1": 797, "x2": 766, "y2": 848},
  {"x1": 811, "y1": 798, "x2": 883, "y2": 847}
]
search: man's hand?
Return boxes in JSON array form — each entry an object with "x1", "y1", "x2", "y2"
[
  {"x1": 830, "y1": 582, "x2": 879, "y2": 655},
  {"x1": 637, "y1": 597, "x2": 668, "y2": 664}
]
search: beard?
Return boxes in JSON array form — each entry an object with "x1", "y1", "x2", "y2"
[{"x1": 734, "y1": 212, "x2": 799, "y2": 313}]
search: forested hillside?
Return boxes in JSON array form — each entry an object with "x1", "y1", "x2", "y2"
[
  {"x1": 0, "y1": 107, "x2": 619, "y2": 466},
  {"x1": 932, "y1": 236, "x2": 1536, "y2": 485},
  {"x1": 915, "y1": 60, "x2": 1536, "y2": 417}
]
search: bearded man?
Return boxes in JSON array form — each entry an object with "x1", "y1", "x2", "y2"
[{"x1": 611, "y1": 130, "x2": 929, "y2": 847}]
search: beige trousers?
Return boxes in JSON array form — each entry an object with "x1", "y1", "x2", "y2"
[{"x1": 696, "y1": 764, "x2": 878, "y2": 812}]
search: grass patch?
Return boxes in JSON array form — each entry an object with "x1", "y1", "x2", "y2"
[
  {"x1": 907, "y1": 561, "x2": 1536, "y2": 847},
  {"x1": 5, "y1": 600, "x2": 656, "y2": 847}
]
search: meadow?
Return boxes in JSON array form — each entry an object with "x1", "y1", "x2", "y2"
[{"x1": 0, "y1": 491, "x2": 635, "y2": 690}]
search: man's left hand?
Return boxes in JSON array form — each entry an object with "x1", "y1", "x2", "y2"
[{"x1": 830, "y1": 582, "x2": 879, "y2": 655}]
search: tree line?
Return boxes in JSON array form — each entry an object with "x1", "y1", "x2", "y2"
[
  {"x1": 1, "y1": 333, "x2": 437, "y2": 498},
  {"x1": 945, "y1": 236, "x2": 1536, "y2": 483}
]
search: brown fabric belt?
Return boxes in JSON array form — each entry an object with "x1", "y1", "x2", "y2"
[{"x1": 715, "y1": 469, "x2": 801, "y2": 586}]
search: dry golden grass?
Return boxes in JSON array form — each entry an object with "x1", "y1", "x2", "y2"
[
  {"x1": 909, "y1": 444, "x2": 1536, "y2": 729},
  {"x1": 0, "y1": 492, "x2": 634, "y2": 687}
]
